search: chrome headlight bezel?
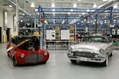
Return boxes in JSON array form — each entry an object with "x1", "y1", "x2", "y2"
[{"x1": 99, "y1": 49, "x2": 105, "y2": 54}]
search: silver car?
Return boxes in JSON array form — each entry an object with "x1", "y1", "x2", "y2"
[{"x1": 67, "y1": 36, "x2": 114, "y2": 66}]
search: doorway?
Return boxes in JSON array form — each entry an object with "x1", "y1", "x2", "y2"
[{"x1": 6, "y1": 28, "x2": 10, "y2": 42}]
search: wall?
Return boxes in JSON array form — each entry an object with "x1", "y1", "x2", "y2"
[{"x1": 0, "y1": 7, "x2": 18, "y2": 42}]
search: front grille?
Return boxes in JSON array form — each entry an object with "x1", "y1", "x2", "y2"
[
  {"x1": 72, "y1": 51, "x2": 97, "y2": 58},
  {"x1": 25, "y1": 54, "x2": 44, "y2": 63}
]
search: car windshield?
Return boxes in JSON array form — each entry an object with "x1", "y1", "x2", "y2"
[{"x1": 82, "y1": 36, "x2": 108, "y2": 43}]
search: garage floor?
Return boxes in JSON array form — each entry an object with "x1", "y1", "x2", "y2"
[{"x1": 0, "y1": 43, "x2": 119, "y2": 79}]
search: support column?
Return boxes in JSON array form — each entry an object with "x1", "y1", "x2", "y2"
[
  {"x1": 109, "y1": 7, "x2": 113, "y2": 42},
  {"x1": 38, "y1": 5, "x2": 42, "y2": 49},
  {"x1": 16, "y1": 0, "x2": 19, "y2": 32},
  {"x1": 95, "y1": 14, "x2": 98, "y2": 34},
  {"x1": 23, "y1": 14, "x2": 26, "y2": 35}
]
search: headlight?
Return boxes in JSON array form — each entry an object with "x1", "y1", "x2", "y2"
[
  {"x1": 99, "y1": 49, "x2": 105, "y2": 54},
  {"x1": 44, "y1": 52, "x2": 48, "y2": 55},
  {"x1": 20, "y1": 54, "x2": 25, "y2": 58}
]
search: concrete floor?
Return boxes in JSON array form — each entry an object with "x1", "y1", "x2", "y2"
[{"x1": 0, "y1": 43, "x2": 119, "y2": 79}]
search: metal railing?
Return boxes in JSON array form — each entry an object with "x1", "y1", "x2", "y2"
[{"x1": 45, "y1": 40, "x2": 73, "y2": 50}]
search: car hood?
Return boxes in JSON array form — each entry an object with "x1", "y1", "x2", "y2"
[{"x1": 70, "y1": 42, "x2": 110, "y2": 51}]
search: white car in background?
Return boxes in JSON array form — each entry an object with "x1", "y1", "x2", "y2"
[{"x1": 67, "y1": 36, "x2": 114, "y2": 66}]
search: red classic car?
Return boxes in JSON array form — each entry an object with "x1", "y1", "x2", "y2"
[{"x1": 6, "y1": 36, "x2": 49, "y2": 66}]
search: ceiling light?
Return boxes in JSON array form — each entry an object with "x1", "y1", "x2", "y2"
[
  {"x1": 20, "y1": 20, "x2": 23, "y2": 22},
  {"x1": 22, "y1": 14, "x2": 25, "y2": 16},
  {"x1": 35, "y1": 9, "x2": 38, "y2": 12},
  {"x1": 70, "y1": 9, "x2": 73, "y2": 11},
  {"x1": 68, "y1": 12, "x2": 71, "y2": 15},
  {"x1": 31, "y1": 2, "x2": 35, "y2": 7},
  {"x1": 51, "y1": 2, "x2": 55, "y2": 7},
  {"x1": 87, "y1": 9, "x2": 90, "y2": 12},
  {"x1": 82, "y1": 13, "x2": 86, "y2": 15},
  {"x1": 93, "y1": 4, "x2": 97, "y2": 8},
  {"x1": 73, "y1": 3, "x2": 77, "y2": 8},
  {"x1": 113, "y1": 4, "x2": 118, "y2": 8},
  {"x1": 102, "y1": 0, "x2": 108, "y2": 1},
  {"x1": 78, "y1": 0, "x2": 82, "y2": 1},
  {"x1": 52, "y1": 9, "x2": 55, "y2": 11},
  {"x1": 9, "y1": 5, "x2": 12, "y2": 8}
]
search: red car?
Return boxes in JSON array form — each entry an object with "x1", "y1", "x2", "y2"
[{"x1": 6, "y1": 36, "x2": 49, "y2": 66}]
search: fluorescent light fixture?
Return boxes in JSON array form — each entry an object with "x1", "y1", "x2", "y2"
[
  {"x1": 45, "y1": 20, "x2": 48, "y2": 24},
  {"x1": 82, "y1": 13, "x2": 86, "y2": 15},
  {"x1": 31, "y1": 2, "x2": 35, "y2": 7},
  {"x1": 35, "y1": 9, "x2": 38, "y2": 12},
  {"x1": 51, "y1": 2, "x2": 55, "y2": 7},
  {"x1": 52, "y1": 9, "x2": 55, "y2": 11},
  {"x1": 70, "y1": 9, "x2": 73, "y2": 11},
  {"x1": 93, "y1": 4, "x2": 97, "y2": 8},
  {"x1": 113, "y1": 4, "x2": 118, "y2": 8},
  {"x1": 102, "y1": 0, "x2": 108, "y2": 1},
  {"x1": 73, "y1": 3, "x2": 77, "y2": 8},
  {"x1": 20, "y1": 20, "x2": 23, "y2": 22},
  {"x1": 22, "y1": 14, "x2": 25, "y2": 15},
  {"x1": 78, "y1": 0, "x2": 82, "y2": 1},
  {"x1": 9, "y1": 5, "x2": 12, "y2": 7},
  {"x1": 62, "y1": 20, "x2": 65, "y2": 24},
  {"x1": 68, "y1": 12, "x2": 71, "y2": 15},
  {"x1": 87, "y1": 9, "x2": 90, "y2": 12},
  {"x1": 114, "y1": 20, "x2": 116, "y2": 21}
]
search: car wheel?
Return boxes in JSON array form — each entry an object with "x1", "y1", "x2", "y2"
[
  {"x1": 70, "y1": 60, "x2": 77, "y2": 64},
  {"x1": 13, "y1": 58, "x2": 18, "y2": 66},
  {"x1": 41, "y1": 61, "x2": 47, "y2": 64},
  {"x1": 110, "y1": 53, "x2": 113, "y2": 57},
  {"x1": 7, "y1": 53, "x2": 10, "y2": 57},
  {"x1": 102, "y1": 54, "x2": 109, "y2": 66}
]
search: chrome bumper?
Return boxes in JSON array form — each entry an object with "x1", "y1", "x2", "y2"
[{"x1": 67, "y1": 54, "x2": 106, "y2": 63}]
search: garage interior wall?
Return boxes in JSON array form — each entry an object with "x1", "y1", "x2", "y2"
[{"x1": 0, "y1": 7, "x2": 18, "y2": 43}]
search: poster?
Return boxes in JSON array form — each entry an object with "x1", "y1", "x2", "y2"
[
  {"x1": 46, "y1": 30, "x2": 55, "y2": 40},
  {"x1": 61, "y1": 30, "x2": 70, "y2": 40}
]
